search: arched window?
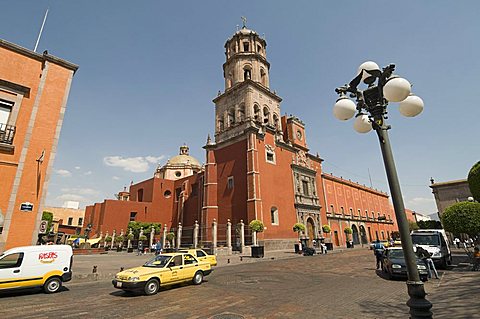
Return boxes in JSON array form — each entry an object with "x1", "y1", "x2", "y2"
[
  {"x1": 260, "y1": 68, "x2": 267, "y2": 86},
  {"x1": 217, "y1": 116, "x2": 224, "y2": 132},
  {"x1": 238, "y1": 104, "x2": 245, "y2": 122},
  {"x1": 243, "y1": 66, "x2": 251, "y2": 81},
  {"x1": 228, "y1": 108, "x2": 236, "y2": 126},
  {"x1": 253, "y1": 104, "x2": 260, "y2": 122},
  {"x1": 263, "y1": 106, "x2": 270, "y2": 124},
  {"x1": 273, "y1": 113, "x2": 279, "y2": 130},
  {"x1": 271, "y1": 207, "x2": 279, "y2": 225}
]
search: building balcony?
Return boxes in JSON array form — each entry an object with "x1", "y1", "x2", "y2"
[{"x1": 0, "y1": 123, "x2": 15, "y2": 145}]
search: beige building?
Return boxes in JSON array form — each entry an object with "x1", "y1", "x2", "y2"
[
  {"x1": 430, "y1": 178, "x2": 472, "y2": 220},
  {"x1": 44, "y1": 204, "x2": 85, "y2": 227}
]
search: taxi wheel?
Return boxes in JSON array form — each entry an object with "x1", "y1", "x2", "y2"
[
  {"x1": 44, "y1": 277, "x2": 62, "y2": 294},
  {"x1": 144, "y1": 279, "x2": 160, "y2": 295},
  {"x1": 192, "y1": 271, "x2": 203, "y2": 285}
]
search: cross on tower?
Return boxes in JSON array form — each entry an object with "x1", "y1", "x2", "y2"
[{"x1": 241, "y1": 16, "x2": 247, "y2": 28}]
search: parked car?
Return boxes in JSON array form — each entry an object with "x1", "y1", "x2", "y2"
[
  {"x1": 178, "y1": 248, "x2": 217, "y2": 267},
  {"x1": 382, "y1": 247, "x2": 428, "y2": 281},
  {"x1": 0, "y1": 245, "x2": 73, "y2": 294},
  {"x1": 112, "y1": 252, "x2": 212, "y2": 295}
]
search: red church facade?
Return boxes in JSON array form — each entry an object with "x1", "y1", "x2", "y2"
[{"x1": 83, "y1": 25, "x2": 402, "y2": 249}]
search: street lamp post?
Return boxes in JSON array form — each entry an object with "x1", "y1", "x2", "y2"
[{"x1": 333, "y1": 61, "x2": 432, "y2": 318}]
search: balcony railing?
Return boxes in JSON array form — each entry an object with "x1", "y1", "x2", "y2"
[{"x1": 0, "y1": 123, "x2": 15, "y2": 145}]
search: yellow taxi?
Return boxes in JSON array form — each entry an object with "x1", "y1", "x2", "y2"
[
  {"x1": 178, "y1": 248, "x2": 217, "y2": 267},
  {"x1": 112, "y1": 252, "x2": 212, "y2": 295}
]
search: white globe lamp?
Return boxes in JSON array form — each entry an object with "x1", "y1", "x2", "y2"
[
  {"x1": 353, "y1": 114, "x2": 372, "y2": 133},
  {"x1": 383, "y1": 77, "x2": 411, "y2": 102},
  {"x1": 333, "y1": 97, "x2": 356, "y2": 121},
  {"x1": 399, "y1": 95, "x2": 424, "y2": 117},
  {"x1": 357, "y1": 61, "x2": 380, "y2": 82}
]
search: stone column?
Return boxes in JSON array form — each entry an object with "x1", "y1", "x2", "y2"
[
  {"x1": 150, "y1": 227, "x2": 155, "y2": 250},
  {"x1": 193, "y1": 220, "x2": 199, "y2": 248},
  {"x1": 240, "y1": 220, "x2": 245, "y2": 252},
  {"x1": 177, "y1": 223, "x2": 182, "y2": 249},
  {"x1": 227, "y1": 219, "x2": 232, "y2": 254},
  {"x1": 212, "y1": 219, "x2": 217, "y2": 252},
  {"x1": 111, "y1": 230, "x2": 116, "y2": 249},
  {"x1": 105, "y1": 231, "x2": 109, "y2": 248},
  {"x1": 127, "y1": 228, "x2": 132, "y2": 249},
  {"x1": 162, "y1": 224, "x2": 167, "y2": 247}
]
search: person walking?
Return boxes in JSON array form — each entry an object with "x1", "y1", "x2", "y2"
[
  {"x1": 416, "y1": 245, "x2": 439, "y2": 279},
  {"x1": 137, "y1": 240, "x2": 143, "y2": 256},
  {"x1": 373, "y1": 240, "x2": 385, "y2": 269},
  {"x1": 155, "y1": 241, "x2": 162, "y2": 255},
  {"x1": 453, "y1": 237, "x2": 460, "y2": 249}
]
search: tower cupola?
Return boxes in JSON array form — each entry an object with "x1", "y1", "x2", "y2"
[{"x1": 223, "y1": 21, "x2": 270, "y2": 90}]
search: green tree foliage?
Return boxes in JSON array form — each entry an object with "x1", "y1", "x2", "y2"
[
  {"x1": 468, "y1": 161, "x2": 480, "y2": 201},
  {"x1": 126, "y1": 233, "x2": 134, "y2": 241},
  {"x1": 165, "y1": 232, "x2": 175, "y2": 242},
  {"x1": 344, "y1": 227, "x2": 353, "y2": 234},
  {"x1": 292, "y1": 223, "x2": 306, "y2": 233},
  {"x1": 105, "y1": 236, "x2": 112, "y2": 243},
  {"x1": 42, "y1": 211, "x2": 53, "y2": 233},
  {"x1": 115, "y1": 235, "x2": 124, "y2": 243},
  {"x1": 249, "y1": 220, "x2": 265, "y2": 232},
  {"x1": 417, "y1": 220, "x2": 443, "y2": 229},
  {"x1": 409, "y1": 221, "x2": 419, "y2": 231},
  {"x1": 322, "y1": 225, "x2": 331, "y2": 233},
  {"x1": 442, "y1": 201, "x2": 480, "y2": 237},
  {"x1": 127, "y1": 222, "x2": 161, "y2": 237}
]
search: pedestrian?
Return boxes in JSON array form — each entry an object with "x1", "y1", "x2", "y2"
[
  {"x1": 389, "y1": 237, "x2": 394, "y2": 247},
  {"x1": 416, "y1": 245, "x2": 439, "y2": 279},
  {"x1": 137, "y1": 240, "x2": 143, "y2": 256},
  {"x1": 320, "y1": 242, "x2": 327, "y2": 254},
  {"x1": 373, "y1": 240, "x2": 385, "y2": 269},
  {"x1": 155, "y1": 241, "x2": 162, "y2": 255},
  {"x1": 453, "y1": 237, "x2": 460, "y2": 249}
]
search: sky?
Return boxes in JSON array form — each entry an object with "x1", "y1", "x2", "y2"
[{"x1": 1, "y1": 1, "x2": 478, "y2": 218}]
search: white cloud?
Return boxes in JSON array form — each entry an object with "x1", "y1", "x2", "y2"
[
  {"x1": 112, "y1": 176, "x2": 120, "y2": 180},
  {"x1": 56, "y1": 194, "x2": 86, "y2": 202},
  {"x1": 145, "y1": 156, "x2": 164, "y2": 164},
  {"x1": 75, "y1": 166, "x2": 81, "y2": 170},
  {"x1": 84, "y1": 171, "x2": 93, "y2": 176},
  {"x1": 103, "y1": 155, "x2": 164, "y2": 173},
  {"x1": 55, "y1": 169, "x2": 72, "y2": 177},
  {"x1": 60, "y1": 187, "x2": 99, "y2": 195}
]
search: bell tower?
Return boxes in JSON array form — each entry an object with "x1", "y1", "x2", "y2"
[{"x1": 213, "y1": 21, "x2": 283, "y2": 144}]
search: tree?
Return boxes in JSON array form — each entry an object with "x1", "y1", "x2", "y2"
[
  {"x1": 408, "y1": 221, "x2": 419, "y2": 231},
  {"x1": 115, "y1": 235, "x2": 124, "y2": 247},
  {"x1": 442, "y1": 201, "x2": 480, "y2": 240},
  {"x1": 42, "y1": 211, "x2": 53, "y2": 233},
  {"x1": 322, "y1": 225, "x2": 331, "y2": 234},
  {"x1": 249, "y1": 220, "x2": 264, "y2": 246},
  {"x1": 468, "y1": 161, "x2": 480, "y2": 201},
  {"x1": 127, "y1": 221, "x2": 161, "y2": 237},
  {"x1": 292, "y1": 223, "x2": 306, "y2": 239},
  {"x1": 344, "y1": 227, "x2": 353, "y2": 241},
  {"x1": 417, "y1": 220, "x2": 443, "y2": 229}
]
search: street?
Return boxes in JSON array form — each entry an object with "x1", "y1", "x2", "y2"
[{"x1": 0, "y1": 249, "x2": 478, "y2": 319}]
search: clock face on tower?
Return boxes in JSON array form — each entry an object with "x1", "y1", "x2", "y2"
[{"x1": 296, "y1": 130, "x2": 303, "y2": 140}]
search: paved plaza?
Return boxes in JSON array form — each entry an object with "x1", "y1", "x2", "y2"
[{"x1": 0, "y1": 248, "x2": 478, "y2": 318}]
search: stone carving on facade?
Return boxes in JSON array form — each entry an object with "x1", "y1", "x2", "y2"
[
  {"x1": 296, "y1": 150, "x2": 311, "y2": 168},
  {"x1": 265, "y1": 144, "x2": 275, "y2": 152}
]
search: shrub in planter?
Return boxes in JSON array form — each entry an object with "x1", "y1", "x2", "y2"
[
  {"x1": 115, "y1": 235, "x2": 124, "y2": 251},
  {"x1": 139, "y1": 235, "x2": 148, "y2": 241},
  {"x1": 249, "y1": 220, "x2": 264, "y2": 256},
  {"x1": 322, "y1": 225, "x2": 331, "y2": 234},
  {"x1": 292, "y1": 223, "x2": 306, "y2": 234},
  {"x1": 104, "y1": 236, "x2": 112, "y2": 250}
]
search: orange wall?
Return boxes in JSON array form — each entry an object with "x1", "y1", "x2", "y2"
[{"x1": 0, "y1": 44, "x2": 76, "y2": 250}]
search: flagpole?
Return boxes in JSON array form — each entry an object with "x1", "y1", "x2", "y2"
[{"x1": 34, "y1": 9, "x2": 49, "y2": 52}]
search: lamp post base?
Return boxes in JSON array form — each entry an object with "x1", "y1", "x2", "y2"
[{"x1": 406, "y1": 281, "x2": 433, "y2": 318}]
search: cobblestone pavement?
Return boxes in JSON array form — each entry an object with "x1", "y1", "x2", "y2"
[{"x1": 0, "y1": 249, "x2": 478, "y2": 318}]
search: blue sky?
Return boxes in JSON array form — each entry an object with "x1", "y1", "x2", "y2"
[{"x1": 1, "y1": 1, "x2": 478, "y2": 218}]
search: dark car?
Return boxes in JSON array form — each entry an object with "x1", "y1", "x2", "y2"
[{"x1": 382, "y1": 247, "x2": 428, "y2": 281}]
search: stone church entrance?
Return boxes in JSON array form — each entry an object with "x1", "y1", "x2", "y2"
[{"x1": 306, "y1": 218, "x2": 315, "y2": 247}]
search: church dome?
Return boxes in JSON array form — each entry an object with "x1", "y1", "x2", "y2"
[{"x1": 165, "y1": 145, "x2": 201, "y2": 168}]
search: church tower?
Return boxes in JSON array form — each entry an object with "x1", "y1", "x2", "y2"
[{"x1": 213, "y1": 22, "x2": 283, "y2": 144}]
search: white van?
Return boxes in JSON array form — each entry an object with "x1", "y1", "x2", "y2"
[
  {"x1": 0, "y1": 245, "x2": 73, "y2": 293},
  {"x1": 411, "y1": 229, "x2": 451, "y2": 269}
]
